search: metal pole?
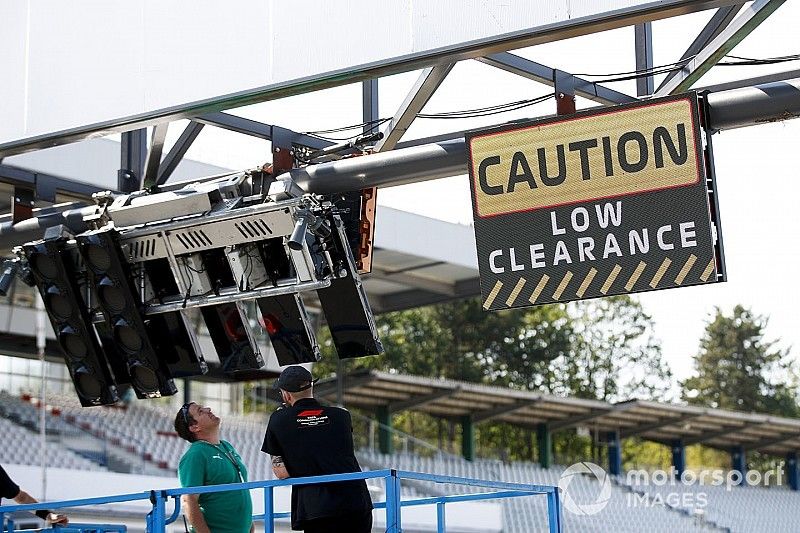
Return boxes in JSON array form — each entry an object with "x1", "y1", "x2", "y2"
[
  {"x1": 437, "y1": 501, "x2": 446, "y2": 533},
  {"x1": 263, "y1": 486, "x2": 274, "y2": 533},
  {"x1": 385, "y1": 470, "x2": 401, "y2": 533},
  {"x1": 150, "y1": 490, "x2": 167, "y2": 533},
  {"x1": 35, "y1": 292, "x2": 46, "y2": 499},
  {"x1": 546, "y1": 489, "x2": 562, "y2": 533}
]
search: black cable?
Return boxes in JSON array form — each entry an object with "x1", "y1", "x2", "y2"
[
  {"x1": 303, "y1": 118, "x2": 392, "y2": 141},
  {"x1": 719, "y1": 53, "x2": 800, "y2": 66},
  {"x1": 418, "y1": 94, "x2": 554, "y2": 119},
  {"x1": 571, "y1": 56, "x2": 695, "y2": 78}
]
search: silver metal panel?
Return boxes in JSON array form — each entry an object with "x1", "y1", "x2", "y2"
[
  {"x1": 227, "y1": 244, "x2": 270, "y2": 290},
  {"x1": 288, "y1": 245, "x2": 315, "y2": 283},
  {"x1": 178, "y1": 253, "x2": 213, "y2": 296},
  {"x1": 120, "y1": 200, "x2": 300, "y2": 262},
  {"x1": 166, "y1": 209, "x2": 295, "y2": 256},
  {"x1": 109, "y1": 191, "x2": 214, "y2": 228}
]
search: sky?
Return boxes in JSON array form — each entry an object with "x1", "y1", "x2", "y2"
[{"x1": 57, "y1": 3, "x2": 800, "y2": 384}]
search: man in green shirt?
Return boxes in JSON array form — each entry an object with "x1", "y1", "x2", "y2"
[{"x1": 174, "y1": 402, "x2": 253, "y2": 533}]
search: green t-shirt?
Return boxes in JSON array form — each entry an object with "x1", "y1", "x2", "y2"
[{"x1": 178, "y1": 440, "x2": 253, "y2": 533}]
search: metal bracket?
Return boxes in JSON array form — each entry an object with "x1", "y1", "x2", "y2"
[
  {"x1": 554, "y1": 70, "x2": 576, "y2": 115},
  {"x1": 12, "y1": 187, "x2": 35, "y2": 224}
]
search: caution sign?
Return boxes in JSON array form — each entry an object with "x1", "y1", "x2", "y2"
[{"x1": 466, "y1": 93, "x2": 724, "y2": 310}]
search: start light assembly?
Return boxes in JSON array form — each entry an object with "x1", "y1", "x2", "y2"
[{"x1": 17, "y1": 172, "x2": 383, "y2": 404}]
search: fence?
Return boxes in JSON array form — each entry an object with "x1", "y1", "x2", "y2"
[{"x1": 0, "y1": 469, "x2": 562, "y2": 533}]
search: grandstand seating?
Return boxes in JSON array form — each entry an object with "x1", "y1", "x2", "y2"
[
  {"x1": 624, "y1": 476, "x2": 800, "y2": 533},
  {"x1": 0, "y1": 415, "x2": 104, "y2": 472},
  {"x1": 358, "y1": 450, "x2": 713, "y2": 533},
  {"x1": 5, "y1": 390, "x2": 800, "y2": 532}
]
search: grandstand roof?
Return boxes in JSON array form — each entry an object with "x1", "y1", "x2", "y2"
[{"x1": 315, "y1": 369, "x2": 800, "y2": 454}]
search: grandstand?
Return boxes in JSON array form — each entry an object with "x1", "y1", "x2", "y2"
[{"x1": 4, "y1": 378, "x2": 800, "y2": 532}]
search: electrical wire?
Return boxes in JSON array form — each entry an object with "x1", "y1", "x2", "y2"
[
  {"x1": 719, "y1": 53, "x2": 800, "y2": 66},
  {"x1": 571, "y1": 56, "x2": 695, "y2": 78},
  {"x1": 417, "y1": 94, "x2": 554, "y2": 119}
]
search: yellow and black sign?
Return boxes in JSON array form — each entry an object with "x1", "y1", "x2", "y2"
[{"x1": 466, "y1": 93, "x2": 725, "y2": 310}]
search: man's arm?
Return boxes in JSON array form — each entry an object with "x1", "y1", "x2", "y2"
[
  {"x1": 13, "y1": 490, "x2": 68, "y2": 525},
  {"x1": 181, "y1": 494, "x2": 211, "y2": 533},
  {"x1": 271, "y1": 456, "x2": 289, "y2": 480}
]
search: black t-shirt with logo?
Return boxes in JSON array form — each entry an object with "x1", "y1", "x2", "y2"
[
  {"x1": 261, "y1": 398, "x2": 372, "y2": 530},
  {"x1": 0, "y1": 465, "x2": 20, "y2": 506}
]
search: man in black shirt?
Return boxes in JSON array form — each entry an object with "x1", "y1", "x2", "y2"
[
  {"x1": 0, "y1": 465, "x2": 68, "y2": 525},
  {"x1": 261, "y1": 366, "x2": 373, "y2": 532}
]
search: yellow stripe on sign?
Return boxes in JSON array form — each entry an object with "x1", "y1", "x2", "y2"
[
  {"x1": 649, "y1": 258, "x2": 672, "y2": 289},
  {"x1": 625, "y1": 262, "x2": 647, "y2": 291},
  {"x1": 576, "y1": 268, "x2": 598, "y2": 298},
  {"x1": 553, "y1": 271, "x2": 573, "y2": 300},
  {"x1": 700, "y1": 259, "x2": 716, "y2": 282},
  {"x1": 601, "y1": 265, "x2": 622, "y2": 295},
  {"x1": 483, "y1": 280, "x2": 503, "y2": 309},
  {"x1": 506, "y1": 278, "x2": 527, "y2": 307},
  {"x1": 529, "y1": 275, "x2": 550, "y2": 304},
  {"x1": 675, "y1": 254, "x2": 697, "y2": 285}
]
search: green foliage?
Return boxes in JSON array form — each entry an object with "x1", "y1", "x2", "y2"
[
  {"x1": 557, "y1": 296, "x2": 672, "y2": 401},
  {"x1": 314, "y1": 298, "x2": 575, "y2": 386},
  {"x1": 309, "y1": 294, "x2": 676, "y2": 462},
  {"x1": 682, "y1": 305, "x2": 798, "y2": 416},
  {"x1": 623, "y1": 438, "x2": 671, "y2": 471}
]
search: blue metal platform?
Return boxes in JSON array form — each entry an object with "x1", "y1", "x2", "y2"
[{"x1": 1, "y1": 469, "x2": 562, "y2": 533}]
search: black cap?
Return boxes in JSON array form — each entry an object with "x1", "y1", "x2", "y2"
[{"x1": 273, "y1": 366, "x2": 316, "y2": 392}]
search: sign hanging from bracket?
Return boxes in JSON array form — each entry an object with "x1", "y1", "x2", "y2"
[{"x1": 466, "y1": 92, "x2": 725, "y2": 310}]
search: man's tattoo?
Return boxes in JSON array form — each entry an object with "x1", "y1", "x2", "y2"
[{"x1": 271, "y1": 456, "x2": 284, "y2": 466}]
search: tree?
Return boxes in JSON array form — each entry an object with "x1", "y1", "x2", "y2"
[
  {"x1": 551, "y1": 295, "x2": 673, "y2": 402},
  {"x1": 682, "y1": 305, "x2": 798, "y2": 416},
  {"x1": 315, "y1": 297, "x2": 568, "y2": 383}
]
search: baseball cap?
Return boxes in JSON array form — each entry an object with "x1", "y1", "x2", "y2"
[{"x1": 273, "y1": 366, "x2": 316, "y2": 392}]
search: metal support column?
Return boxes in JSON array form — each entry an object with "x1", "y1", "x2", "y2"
[
  {"x1": 461, "y1": 415, "x2": 475, "y2": 461},
  {"x1": 607, "y1": 431, "x2": 622, "y2": 476},
  {"x1": 362, "y1": 79, "x2": 379, "y2": 135},
  {"x1": 634, "y1": 22, "x2": 654, "y2": 96},
  {"x1": 671, "y1": 439, "x2": 685, "y2": 478},
  {"x1": 119, "y1": 129, "x2": 146, "y2": 193},
  {"x1": 787, "y1": 452, "x2": 799, "y2": 491},
  {"x1": 537, "y1": 423, "x2": 552, "y2": 469},
  {"x1": 377, "y1": 405, "x2": 394, "y2": 455},
  {"x1": 731, "y1": 445, "x2": 746, "y2": 485}
]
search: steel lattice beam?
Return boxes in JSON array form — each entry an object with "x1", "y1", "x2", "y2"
[
  {"x1": 142, "y1": 123, "x2": 169, "y2": 190},
  {"x1": 194, "y1": 112, "x2": 332, "y2": 150},
  {"x1": 375, "y1": 64, "x2": 455, "y2": 152},
  {"x1": 478, "y1": 52, "x2": 636, "y2": 105},
  {"x1": 656, "y1": 0, "x2": 787, "y2": 95},
  {"x1": 657, "y1": 4, "x2": 744, "y2": 92},
  {"x1": 155, "y1": 121, "x2": 205, "y2": 187},
  {"x1": 0, "y1": 0, "x2": 744, "y2": 158}
]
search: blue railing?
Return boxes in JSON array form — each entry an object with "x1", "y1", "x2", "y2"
[{"x1": 1, "y1": 469, "x2": 562, "y2": 533}]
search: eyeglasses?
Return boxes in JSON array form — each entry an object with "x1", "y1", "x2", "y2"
[{"x1": 180, "y1": 403, "x2": 192, "y2": 425}]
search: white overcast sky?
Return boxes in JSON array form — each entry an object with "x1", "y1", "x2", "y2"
[{"x1": 108, "y1": 2, "x2": 800, "y2": 383}]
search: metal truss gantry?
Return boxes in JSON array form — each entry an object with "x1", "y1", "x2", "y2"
[{"x1": 0, "y1": 0, "x2": 797, "y2": 253}]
